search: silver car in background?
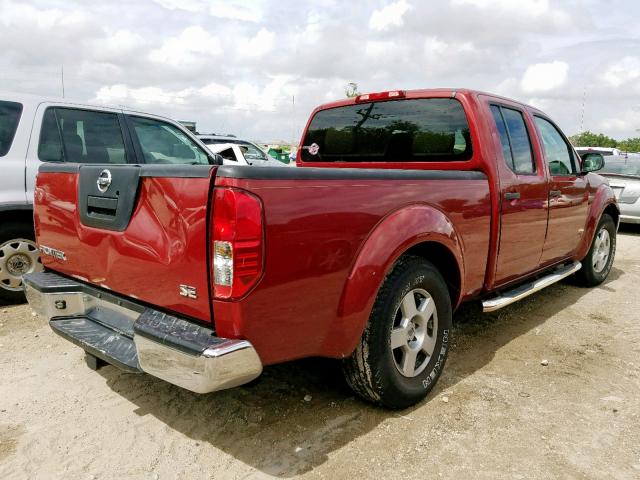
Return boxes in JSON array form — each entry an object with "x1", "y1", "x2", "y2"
[{"x1": 596, "y1": 154, "x2": 640, "y2": 224}]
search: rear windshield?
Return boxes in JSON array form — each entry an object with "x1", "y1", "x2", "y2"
[
  {"x1": 301, "y1": 98, "x2": 472, "y2": 163},
  {"x1": 0, "y1": 101, "x2": 23, "y2": 157}
]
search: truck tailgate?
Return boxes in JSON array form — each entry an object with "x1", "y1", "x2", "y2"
[{"x1": 34, "y1": 163, "x2": 215, "y2": 322}]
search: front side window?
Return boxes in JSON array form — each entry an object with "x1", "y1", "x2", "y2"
[
  {"x1": 490, "y1": 105, "x2": 535, "y2": 174},
  {"x1": 301, "y1": 98, "x2": 472, "y2": 163},
  {"x1": 534, "y1": 116, "x2": 576, "y2": 175},
  {"x1": 38, "y1": 107, "x2": 127, "y2": 164},
  {"x1": 129, "y1": 116, "x2": 210, "y2": 165},
  {"x1": 0, "y1": 101, "x2": 23, "y2": 157}
]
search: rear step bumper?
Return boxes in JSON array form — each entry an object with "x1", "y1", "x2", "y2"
[
  {"x1": 482, "y1": 261, "x2": 581, "y2": 312},
  {"x1": 23, "y1": 271, "x2": 262, "y2": 394}
]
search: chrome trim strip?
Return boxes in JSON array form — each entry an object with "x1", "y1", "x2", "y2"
[{"x1": 482, "y1": 261, "x2": 582, "y2": 313}]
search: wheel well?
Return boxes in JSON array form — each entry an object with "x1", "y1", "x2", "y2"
[
  {"x1": 0, "y1": 209, "x2": 34, "y2": 232},
  {"x1": 403, "y1": 241, "x2": 461, "y2": 305},
  {"x1": 603, "y1": 203, "x2": 619, "y2": 227}
]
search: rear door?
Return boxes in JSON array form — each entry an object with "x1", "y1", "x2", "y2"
[
  {"x1": 33, "y1": 113, "x2": 217, "y2": 321},
  {"x1": 488, "y1": 102, "x2": 549, "y2": 286},
  {"x1": 533, "y1": 116, "x2": 589, "y2": 264},
  {"x1": 26, "y1": 104, "x2": 129, "y2": 201}
]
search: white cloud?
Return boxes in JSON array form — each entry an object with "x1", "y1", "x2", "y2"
[
  {"x1": 148, "y1": 26, "x2": 222, "y2": 70},
  {"x1": 598, "y1": 107, "x2": 640, "y2": 134},
  {"x1": 236, "y1": 28, "x2": 275, "y2": 58},
  {"x1": 369, "y1": 0, "x2": 411, "y2": 31},
  {"x1": 603, "y1": 56, "x2": 640, "y2": 88},
  {"x1": 231, "y1": 76, "x2": 298, "y2": 112},
  {"x1": 94, "y1": 30, "x2": 146, "y2": 62},
  {"x1": 451, "y1": 0, "x2": 571, "y2": 27},
  {"x1": 152, "y1": 0, "x2": 263, "y2": 22},
  {"x1": 452, "y1": 0, "x2": 547, "y2": 15},
  {"x1": 3, "y1": 0, "x2": 640, "y2": 140},
  {"x1": 92, "y1": 82, "x2": 232, "y2": 108},
  {"x1": 521, "y1": 61, "x2": 569, "y2": 93},
  {"x1": 208, "y1": 2, "x2": 264, "y2": 22}
]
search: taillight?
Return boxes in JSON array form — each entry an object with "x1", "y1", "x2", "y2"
[
  {"x1": 355, "y1": 90, "x2": 405, "y2": 103},
  {"x1": 212, "y1": 188, "x2": 264, "y2": 300}
]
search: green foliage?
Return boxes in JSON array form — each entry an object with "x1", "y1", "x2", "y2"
[
  {"x1": 568, "y1": 131, "x2": 617, "y2": 148},
  {"x1": 618, "y1": 138, "x2": 640, "y2": 152},
  {"x1": 568, "y1": 131, "x2": 640, "y2": 152}
]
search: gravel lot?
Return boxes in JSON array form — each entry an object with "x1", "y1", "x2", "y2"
[{"x1": 1, "y1": 226, "x2": 639, "y2": 480}]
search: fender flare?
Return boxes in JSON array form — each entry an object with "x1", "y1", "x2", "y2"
[
  {"x1": 321, "y1": 203, "x2": 465, "y2": 357},
  {"x1": 575, "y1": 184, "x2": 619, "y2": 261}
]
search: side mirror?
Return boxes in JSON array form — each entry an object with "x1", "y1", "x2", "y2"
[{"x1": 581, "y1": 153, "x2": 605, "y2": 173}]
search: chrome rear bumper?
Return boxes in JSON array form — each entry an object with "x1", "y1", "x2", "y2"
[{"x1": 23, "y1": 271, "x2": 262, "y2": 394}]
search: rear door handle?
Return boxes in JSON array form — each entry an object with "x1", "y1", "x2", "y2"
[
  {"x1": 504, "y1": 192, "x2": 520, "y2": 200},
  {"x1": 549, "y1": 190, "x2": 562, "y2": 198}
]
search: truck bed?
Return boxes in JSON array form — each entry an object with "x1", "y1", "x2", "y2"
[{"x1": 34, "y1": 163, "x2": 490, "y2": 364}]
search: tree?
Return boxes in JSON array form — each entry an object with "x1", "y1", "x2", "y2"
[
  {"x1": 568, "y1": 131, "x2": 618, "y2": 148},
  {"x1": 618, "y1": 138, "x2": 640, "y2": 152},
  {"x1": 345, "y1": 82, "x2": 360, "y2": 98}
]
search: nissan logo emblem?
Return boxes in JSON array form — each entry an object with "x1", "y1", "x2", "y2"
[{"x1": 97, "y1": 169, "x2": 112, "y2": 193}]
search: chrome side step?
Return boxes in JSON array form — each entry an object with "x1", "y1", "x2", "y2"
[{"x1": 482, "y1": 261, "x2": 582, "y2": 313}]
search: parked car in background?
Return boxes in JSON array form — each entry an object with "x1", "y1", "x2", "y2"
[
  {"x1": 590, "y1": 154, "x2": 640, "y2": 223},
  {"x1": 0, "y1": 92, "x2": 219, "y2": 302},
  {"x1": 24, "y1": 88, "x2": 618, "y2": 409},
  {"x1": 196, "y1": 135, "x2": 275, "y2": 163},
  {"x1": 575, "y1": 146, "x2": 623, "y2": 157},
  {"x1": 205, "y1": 142, "x2": 286, "y2": 167}
]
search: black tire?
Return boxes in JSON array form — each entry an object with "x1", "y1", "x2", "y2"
[
  {"x1": 0, "y1": 222, "x2": 40, "y2": 304},
  {"x1": 342, "y1": 255, "x2": 452, "y2": 409},
  {"x1": 575, "y1": 214, "x2": 616, "y2": 287}
]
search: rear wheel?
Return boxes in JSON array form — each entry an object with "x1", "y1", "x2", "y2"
[
  {"x1": 342, "y1": 256, "x2": 452, "y2": 409},
  {"x1": 575, "y1": 214, "x2": 616, "y2": 287},
  {"x1": 0, "y1": 222, "x2": 43, "y2": 303}
]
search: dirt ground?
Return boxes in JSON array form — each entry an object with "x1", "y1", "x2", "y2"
[{"x1": 1, "y1": 226, "x2": 639, "y2": 480}]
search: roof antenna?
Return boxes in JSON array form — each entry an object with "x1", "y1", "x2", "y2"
[
  {"x1": 61, "y1": 64, "x2": 65, "y2": 98},
  {"x1": 579, "y1": 86, "x2": 586, "y2": 132}
]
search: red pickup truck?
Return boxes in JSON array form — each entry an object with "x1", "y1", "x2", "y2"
[{"x1": 24, "y1": 89, "x2": 618, "y2": 408}]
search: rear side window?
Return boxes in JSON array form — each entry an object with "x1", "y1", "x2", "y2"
[
  {"x1": 490, "y1": 105, "x2": 535, "y2": 174},
  {"x1": 0, "y1": 101, "x2": 23, "y2": 157},
  {"x1": 128, "y1": 116, "x2": 210, "y2": 165},
  {"x1": 301, "y1": 98, "x2": 472, "y2": 163},
  {"x1": 217, "y1": 147, "x2": 237, "y2": 162},
  {"x1": 38, "y1": 107, "x2": 127, "y2": 164},
  {"x1": 534, "y1": 116, "x2": 576, "y2": 175}
]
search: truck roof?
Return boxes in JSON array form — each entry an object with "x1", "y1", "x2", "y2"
[
  {"x1": 0, "y1": 90, "x2": 170, "y2": 119},
  {"x1": 314, "y1": 88, "x2": 540, "y2": 114}
]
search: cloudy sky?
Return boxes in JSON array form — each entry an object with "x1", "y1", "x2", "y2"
[{"x1": 2, "y1": 0, "x2": 640, "y2": 142}]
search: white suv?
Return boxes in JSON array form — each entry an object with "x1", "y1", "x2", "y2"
[{"x1": 0, "y1": 92, "x2": 219, "y2": 302}]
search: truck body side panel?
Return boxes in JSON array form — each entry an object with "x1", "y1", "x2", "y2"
[{"x1": 213, "y1": 172, "x2": 490, "y2": 364}]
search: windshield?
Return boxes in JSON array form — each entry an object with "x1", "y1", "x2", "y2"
[
  {"x1": 200, "y1": 138, "x2": 268, "y2": 160},
  {"x1": 0, "y1": 101, "x2": 23, "y2": 157},
  {"x1": 599, "y1": 157, "x2": 640, "y2": 177},
  {"x1": 301, "y1": 98, "x2": 472, "y2": 163},
  {"x1": 240, "y1": 142, "x2": 268, "y2": 161}
]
